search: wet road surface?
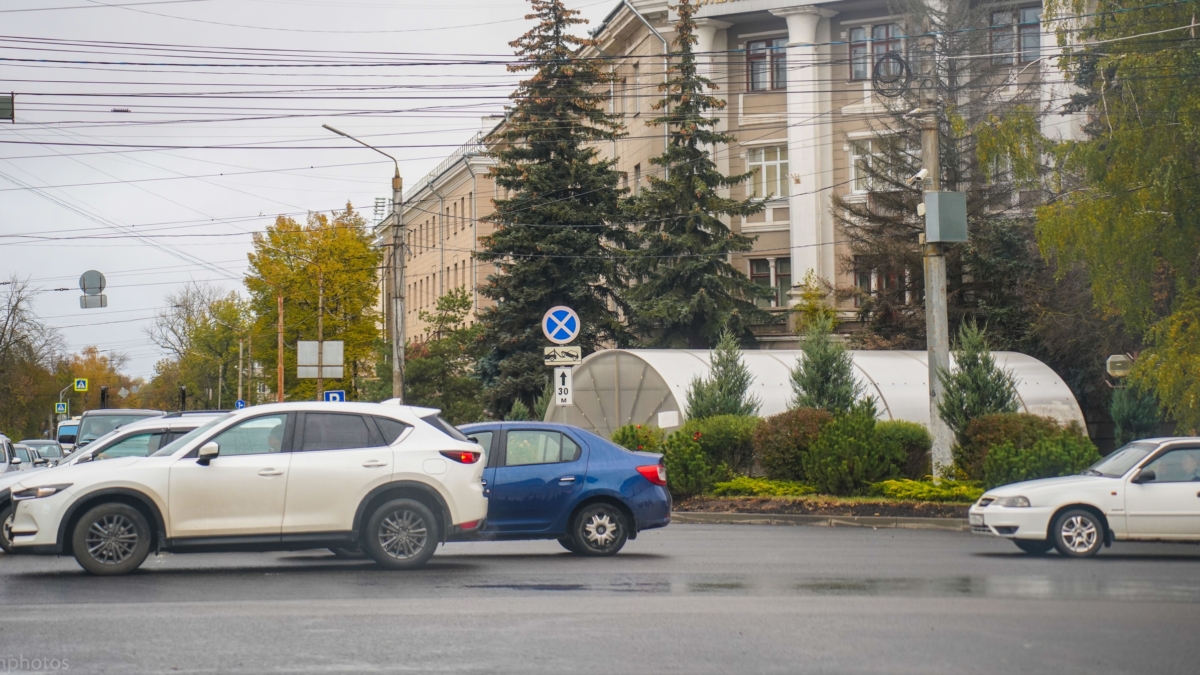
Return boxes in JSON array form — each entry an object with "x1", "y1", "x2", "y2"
[{"x1": 1, "y1": 524, "x2": 1198, "y2": 674}]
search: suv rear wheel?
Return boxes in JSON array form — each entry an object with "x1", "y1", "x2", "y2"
[
  {"x1": 570, "y1": 503, "x2": 629, "y2": 556},
  {"x1": 71, "y1": 503, "x2": 152, "y2": 575},
  {"x1": 363, "y1": 499, "x2": 439, "y2": 570}
]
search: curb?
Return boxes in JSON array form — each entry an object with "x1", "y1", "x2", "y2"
[{"x1": 670, "y1": 511, "x2": 970, "y2": 532}]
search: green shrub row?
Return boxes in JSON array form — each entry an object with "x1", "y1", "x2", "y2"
[
  {"x1": 869, "y1": 479, "x2": 984, "y2": 503},
  {"x1": 711, "y1": 476, "x2": 815, "y2": 497}
]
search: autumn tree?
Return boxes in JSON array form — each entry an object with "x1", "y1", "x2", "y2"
[
  {"x1": 476, "y1": 0, "x2": 629, "y2": 416},
  {"x1": 245, "y1": 205, "x2": 382, "y2": 402},
  {"x1": 0, "y1": 276, "x2": 63, "y2": 437},
  {"x1": 403, "y1": 288, "x2": 487, "y2": 424},
  {"x1": 147, "y1": 282, "x2": 248, "y2": 410},
  {"x1": 622, "y1": 0, "x2": 770, "y2": 347}
]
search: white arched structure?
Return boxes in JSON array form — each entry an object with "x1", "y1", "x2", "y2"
[{"x1": 544, "y1": 349, "x2": 1086, "y2": 438}]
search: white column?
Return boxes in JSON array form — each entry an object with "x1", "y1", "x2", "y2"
[
  {"x1": 1039, "y1": 7, "x2": 1086, "y2": 142},
  {"x1": 694, "y1": 19, "x2": 732, "y2": 196},
  {"x1": 771, "y1": 6, "x2": 837, "y2": 305},
  {"x1": 767, "y1": 257, "x2": 778, "y2": 306}
]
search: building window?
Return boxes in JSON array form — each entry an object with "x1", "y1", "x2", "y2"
[
  {"x1": 631, "y1": 62, "x2": 641, "y2": 115},
  {"x1": 850, "y1": 140, "x2": 873, "y2": 193},
  {"x1": 633, "y1": 164, "x2": 641, "y2": 196},
  {"x1": 750, "y1": 259, "x2": 772, "y2": 308},
  {"x1": 747, "y1": 38, "x2": 787, "y2": 91},
  {"x1": 849, "y1": 27, "x2": 869, "y2": 80},
  {"x1": 775, "y1": 258, "x2": 791, "y2": 304},
  {"x1": 992, "y1": 8, "x2": 1040, "y2": 65},
  {"x1": 748, "y1": 146, "x2": 789, "y2": 199},
  {"x1": 848, "y1": 23, "x2": 903, "y2": 80},
  {"x1": 873, "y1": 24, "x2": 904, "y2": 78}
]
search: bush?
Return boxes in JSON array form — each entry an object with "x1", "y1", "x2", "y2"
[
  {"x1": 711, "y1": 477, "x2": 815, "y2": 497},
  {"x1": 679, "y1": 414, "x2": 760, "y2": 474},
  {"x1": 869, "y1": 479, "x2": 984, "y2": 503},
  {"x1": 610, "y1": 424, "x2": 665, "y2": 453},
  {"x1": 802, "y1": 404, "x2": 902, "y2": 496},
  {"x1": 874, "y1": 420, "x2": 932, "y2": 480},
  {"x1": 982, "y1": 430, "x2": 1101, "y2": 489},
  {"x1": 662, "y1": 431, "x2": 724, "y2": 499},
  {"x1": 956, "y1": 413, "x2": 1060, "y2": 480},
  {"x1": 752, "y1": 408, "x2": 832, "y2": 481}
]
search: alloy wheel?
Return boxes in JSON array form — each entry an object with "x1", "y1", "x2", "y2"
[
  {"x1": 377, "y1": 509, "x2": 429, "y2": 560},
  {"x1": 1059, "y1": 514, "x2": 1098, "y2": 554},
  {"x1": 84, "y1": 514, "x2": 139, "y2": 565}
]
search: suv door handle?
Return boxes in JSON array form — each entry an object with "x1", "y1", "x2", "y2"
[
  {"x1": 558, "y1": 476, "x2": 575, "y2": 483},
  {"x1": 258, "y1": 469, "x2": 284, "y2": 477},
  {"x1": 362, "y1": 460, "x2": 388, "y2": 468}
]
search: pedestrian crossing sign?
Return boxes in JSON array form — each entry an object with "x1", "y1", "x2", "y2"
[{"x1": 74, "y1": 378, "x2": 88, "y2": 392}]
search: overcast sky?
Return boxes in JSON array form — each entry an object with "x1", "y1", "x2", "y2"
[{"x1": 0, "y1": 0, "x2": 614, "y2": 379}]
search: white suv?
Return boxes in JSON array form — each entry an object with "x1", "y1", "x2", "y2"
[{"x1": 8, "y1": 402, "x2": 488, "y2": 575}]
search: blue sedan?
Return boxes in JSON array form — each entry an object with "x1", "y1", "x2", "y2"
[{"x1": 457, "y1": 422, "x2": 671, "y2": 555}]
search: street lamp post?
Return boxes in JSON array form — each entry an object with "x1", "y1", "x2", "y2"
[{"x1": 322, "y1": 124, "x2": 405, "y2": 402}]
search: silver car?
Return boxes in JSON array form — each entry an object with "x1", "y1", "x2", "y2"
[{"x1": 0, "y1": 412, "x2": 226, "y2": 553}]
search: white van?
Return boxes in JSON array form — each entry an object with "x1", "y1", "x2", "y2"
[{"x1": 56, "y1": 418, "x2": 80, "y2": 453}]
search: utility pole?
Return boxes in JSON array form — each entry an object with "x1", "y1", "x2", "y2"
[
  {"x1": 392, "y1": 170, "x2": 405, "y2": 402},
  {"x1": 247, "y1": 333, "x2": 253, "y2": 404},
  {"x1": 316, "y1": 269, "x2": 325, "y2": 400},
  {"x1": 217, "y1": 361, "x2": 224, "y2": 410},
  {"x1": 276, "y1": 292, "x2": 285, "y2": 403},
  {"x1": 921, "y1": 102, "x2": 953, "y2": 474},
  {"x1": 237, "y1": 339, "x2": 244, "y2": 402}
]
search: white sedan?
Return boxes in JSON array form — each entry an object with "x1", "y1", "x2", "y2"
[{"x1": 970, "y1": 438, "x2": 1200, "y2": 557}]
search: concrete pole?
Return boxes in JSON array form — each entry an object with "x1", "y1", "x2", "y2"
[
  {"x1": 316, "y1": 269, "x2": 325, "y2": 400},
  {"x1": 392, "y1": 171, "x2": 405, "y2": 402},
  {"x1": 237, "y1": 339, "x2": 244, "y2": 402},
  {"x1": 276, "y1": 293, "x2": 285, "y2": 403},
  {"x1": 922, "y1": 102, "x2": 953, "y2": 475}
]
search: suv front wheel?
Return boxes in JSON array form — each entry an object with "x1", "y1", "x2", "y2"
[
  {"x1": 363, "y1": 499, "x2": 439, "y2": 570},
  {"x1": 71, "y1": 503, "x2": 152, "y2": 575}
]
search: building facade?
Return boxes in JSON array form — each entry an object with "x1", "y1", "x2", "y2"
[{"x1": 378, "y1": 0, "x2": 1081, "y2": 347}]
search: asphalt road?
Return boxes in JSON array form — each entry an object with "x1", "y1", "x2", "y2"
[{"x1": 1, "y1": 524, "x2": 1199, "y2": 675}]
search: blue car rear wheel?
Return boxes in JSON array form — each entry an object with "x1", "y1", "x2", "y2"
[{"x1": 570, "y1": 503, "x2": 628, "y2": 556}]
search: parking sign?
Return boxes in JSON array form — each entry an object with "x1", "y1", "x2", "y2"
[{"x1": 324, "y1": 390, "x2": 346, "y2": 402}]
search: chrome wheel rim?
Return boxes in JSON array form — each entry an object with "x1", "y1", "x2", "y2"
[
  {"x1": 85, "y1": 514, "x2": 139, "y2": 565},
  {"x1": 1060, "y1": 515, "x2": 1098, "y2": 553},
  {"x1": 583, "y1": 512, "x2": 619, "y2": 548},
  {"x1": 378, "y1": 509, "x2": 428, "y2": 560}
]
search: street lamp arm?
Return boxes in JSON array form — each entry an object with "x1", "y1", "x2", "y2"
[{"x1": 322, "y1": 124, "x2": 400, "y2": 178}]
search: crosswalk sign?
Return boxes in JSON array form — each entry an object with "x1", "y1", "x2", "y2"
[
  {"x1": 55, "y1": 402, "x2": 68, "y2": 415},
  {"x1": 74, "y1": 378, "x2": 88, "y2": 392}
]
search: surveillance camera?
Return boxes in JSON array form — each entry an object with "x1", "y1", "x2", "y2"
[
  {"x1": 907, "y1": 168, "x2": 928, "y2": 185},
  {"x1": 902, "y1": 107, "x2": 923, "y2": 119}
]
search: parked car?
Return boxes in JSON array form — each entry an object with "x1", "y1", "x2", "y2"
[
  {"x1": 7, "y1": 403, "x2": 488, "y2": 575},
  {"x1": 970, "y1": 437, "x2": 1200, "y2": 558},
  {"x1": 0, "y1": 412, "x2": 225, "y2": 554},
  {"x1": 11, "y1": 445, "x2": 47, "y2": 469},
  {"x1": 57, "y1": 418, "x2": 80, "y2": 453},
  {"x1": 20, "y1": 440, "x2": 65, "y2": 465},
  {"x1": 457, "y1": 422, "x2": 670, "y2": 556},
  {"x1": 0, "y1": 435, "x2": 21, "y2": 475},
  {"x1": 75, "y1": 409, "x2": 165, "y2": 449}
]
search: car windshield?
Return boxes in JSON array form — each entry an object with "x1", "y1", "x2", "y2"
[
  {"x1": 21, "y1": 442, "x2": 62, "y2": 458},
  {"x1": 78, "y1": 413, "x2": 161, "y2": 443},
  {"x1": 1086, "y1": 442, "x2": 1159, "y2": 478},
  {"x1": 151, "y1": 416, "x2": 230, "y2": 457},
  {"x1": 422, "y1": 413, "x2": 470, "y2": 442}
]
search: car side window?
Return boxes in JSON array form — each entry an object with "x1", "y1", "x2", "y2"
[
  {"x1": 372, "y1": 416, "x2": 410, "y2": 445},
  {"x1": 1142, "y1": 448, "x2": 1200, "y2": 483},
  {"x1": 301, "y1": 413, "x2": 375, "y2": 452},
  {"x1": 95, "y1": 433, "x2": 158, "y2": 460},
  {"x1": 467, "y1": 431, "x2": 494, "y2": 454},
  {"x1": 504, "y1": 430, "x2": 580, "y2": 467},
  {"x1": 210, "y1": 414, "x2": 287, "y2": 456}
]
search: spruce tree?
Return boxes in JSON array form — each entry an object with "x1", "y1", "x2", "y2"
[
  {"x1": 685, "y1": 329, "x2": 760, "y2": 419},
  {"x1": 790, "y1": 315, "x2": 866, "y2": 415},
  {"x1": 623, "y1": 0, "x2": 770, "y2": 348},
  {"x1": 937, "y1": 321, "x2": 1019, "y2": 447},
  {"x1": 477, "y1": 0, "x2": 630, "y2": 415}
]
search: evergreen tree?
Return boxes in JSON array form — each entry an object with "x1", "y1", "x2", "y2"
[
  {"x1": 477, "y1": 0, "x2": 630, "y2": 416},
  {"x1": 685, "y1": 329, "x2": 760, "y2": 419},
  {"x1": 937, "y1": 322, "x2": 1019, "y2": 447},
  {"x1": 1110, "y1": 386, "x2": 1159, "y2": 447},
  {"x1": 623, "y1": 0, "x2": 770, "y2": 348},
  {"x1": 790, "y1": 315, "x2": 865, "y2": 415},
  {"x1": 403, "y1": 288, "x2": 487, "y2": 425}
]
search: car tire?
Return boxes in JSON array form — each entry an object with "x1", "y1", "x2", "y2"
[
  {"x1": 570, "y1": 503, "x2": 629, "y2": 557},
  {"x1": 557, "y1": 536, "x2": 580, "y2": 554},
  {"x1": 71, "y1": 503, "x2": 152, "y2": 576},
  {"x1": 1051, "y1": 508, "x2": 1105, "y2": 558},
  {"x1": 0, "y1": 503, "x2": 14, "y2": 554},
  {"x1": 329, "y1": 546, "x2": 369, "y2": 560},
  {"x1": 1014, "y1": 539, "x2": 1054, "y2": 555},
  {"x1": 363, "y1": 499, "x2": 439, "y2": 570}
]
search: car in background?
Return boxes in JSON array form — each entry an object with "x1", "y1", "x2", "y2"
[
  {"x1": 20, "y1": 441, "x2": 65, "y2": 466},
  {"x1": 10, "y1": 445, "x2": 47, "y2": 470},
  {"x1": 0, "y1": 436, "x2": 21, "y2": 475},
  {"x1": 75, "y1": 409, "x2": 164, "y2": 449},
  {"x1": 971, "y1": 437, "x2": 1200, "y2": 558},
  {"x1": 0, "y1": 412, "x2": 224, "y2": 554},
  {"x1": 57, "y1": 418, "x2": 80, "y2": 453},
  {"x1": 457, "y1": 422, "x2": 670, "y2": 556},
  {"x1": 7, "y1": 403, "x2": 488, "y2": 574}
]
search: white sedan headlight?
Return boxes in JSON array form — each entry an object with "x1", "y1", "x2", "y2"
[{"x1": 994, "y1": 496, "x2": 1031, "y2": 508}]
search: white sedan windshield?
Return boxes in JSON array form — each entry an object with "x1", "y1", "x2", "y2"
[{"x1": 1087, "y1": 442, "x2": 1158, "y2": 478}]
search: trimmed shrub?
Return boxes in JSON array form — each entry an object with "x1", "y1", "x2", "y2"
[
  {"x1": 711, "y1": 477, "x2": 815, "y2": 497},
  {"x1": 869, "y1": 479, "x2": 984, "y2": 503},
  {"x1": 956, "y1": 413, "x2": 1060, "y2": 480},
  {"x1": 875, "y1": 420, "x2": 933, "y2": 480},
  {"x1": 680, "y1": 414, "x2": 760, "y2": 474},
  {"x1": 752, "y1": 408, "x2": 832, "y2": 481},
  {"x1": 802, "y1": 404, "x2": 903, "y2": 496},
  {"x1": 610, "y1": 424, "x2": 666, "y2": 453},
  {"x1": 661, "y1": 431, "x2": 723, "y2": 499},
  {"x1": 982, "y1": 430, "x2": 1101, "y2": 489}
]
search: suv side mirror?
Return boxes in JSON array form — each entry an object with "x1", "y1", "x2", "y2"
[
  {"x1": 9, "y1": 457, "x2": 21, "y2": 466},
  {"x1": 1132, "y1": 468, "x2": 1156, "y2": 484},
  {"x1": 197, "y1": 442, "x2": 219, "y2": 466},
  {"x1": 33, "y1": 457, "x2": 48, "y2": 466}
]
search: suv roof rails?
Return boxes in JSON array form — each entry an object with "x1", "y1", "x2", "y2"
[{"x1": 163, "y1": 410, "x2": 230, "y2": 418}]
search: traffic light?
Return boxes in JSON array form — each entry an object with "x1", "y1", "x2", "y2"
[
  {"x1": 179, "y1": 385, "x2": 187, "y2": 411},
  {"x1": 99, "y1": 386, "x2": 109, "y2": 410}
]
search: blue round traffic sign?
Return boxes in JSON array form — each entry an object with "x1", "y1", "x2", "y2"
[
  {"x1": 234, "y1": 399, "x2": 246, "y2": 410},
  {"x1": 542, "y1": 306, "x2": 580, "y2": 345}
]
